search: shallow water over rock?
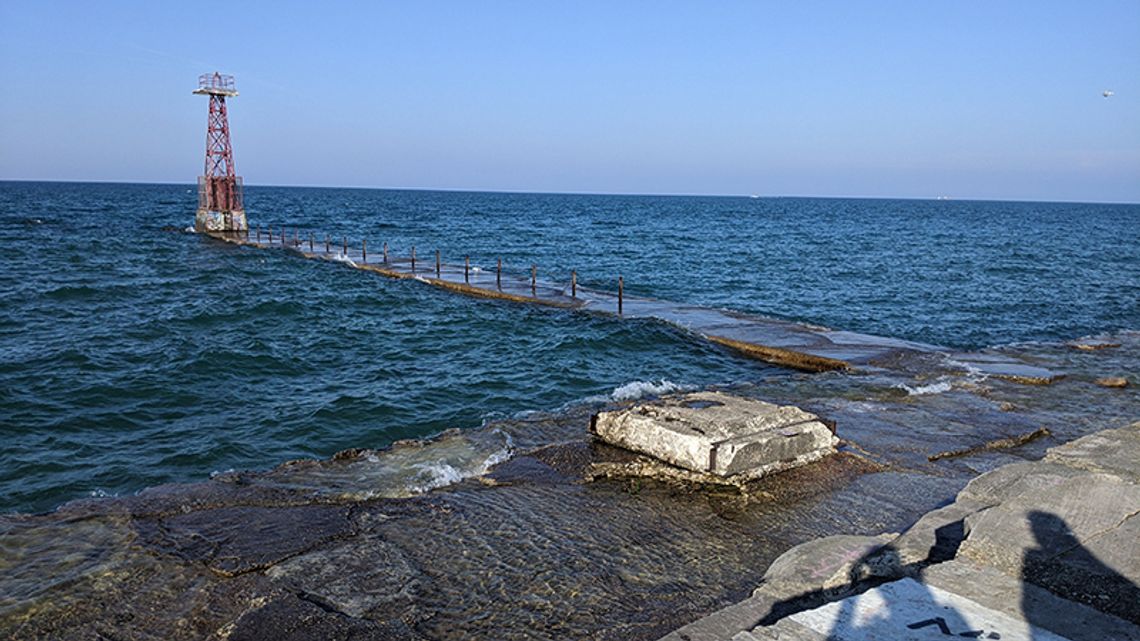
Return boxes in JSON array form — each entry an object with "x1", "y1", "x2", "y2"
[{"x1": 2, "y1": 332, "x2": 1135, "y2": 640}]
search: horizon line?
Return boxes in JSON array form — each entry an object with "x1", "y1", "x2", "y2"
[{"x1": 1, "y1": 178, "x2": 1138, "y2": 207}]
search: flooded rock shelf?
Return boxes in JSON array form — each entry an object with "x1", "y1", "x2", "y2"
[{"x1": 1, "y1": 333, "x2": 1136, "y2": 640}]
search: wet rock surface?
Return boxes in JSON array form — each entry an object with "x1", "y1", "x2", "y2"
[
  {"x1": 225, "y1": 594, "x2": 427, "y2": 641},
  {"x1": 1095, "y1": 376, "x2": 1130, "y2": 388},
  {"x1": 135, "y1": 504, "x2": 359, "y2": 577}
]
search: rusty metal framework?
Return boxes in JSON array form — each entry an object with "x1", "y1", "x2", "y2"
[
  {"x1": 200, "y1": 92, "x2": 242, "y2": 212},
  {"x1": 193, "y1": 72, "x2": 245, "y2": 230}
]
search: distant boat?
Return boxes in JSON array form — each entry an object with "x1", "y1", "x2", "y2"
[{"x1": 1103, "y1": 90, "x2": 1115, "y2": 98}]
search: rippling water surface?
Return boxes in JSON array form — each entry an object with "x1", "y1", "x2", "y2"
[{"x1": 1, "y1": 181, "x2": 1137, "y2": 514}]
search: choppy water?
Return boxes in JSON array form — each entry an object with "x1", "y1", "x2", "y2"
[{"x1": 1, "y1": 181, "x2": 1137, "y2": 514}]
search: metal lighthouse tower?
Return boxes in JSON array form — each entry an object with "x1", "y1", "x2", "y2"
[{"x1": 193, "y1": 72, "x2": 247, "y2": 233}]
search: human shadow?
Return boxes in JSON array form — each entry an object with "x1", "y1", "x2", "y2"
[
  {"x1": 1021, "y1": 510, "x2": 1140, "y2": 628},
  {"x1": 814, "y1": 544, "x2": 999, "y2": 640},
  {"x1": 745, "y1": 510, "x2": 1140, "y2": 640},
  {"x1": 754, "y1": 522, "x2": 1004, "y2": 639}
]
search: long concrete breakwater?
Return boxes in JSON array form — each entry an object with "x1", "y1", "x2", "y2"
[{"x1": 208, "y1": 227, "x2": 1062, "y2": 384}]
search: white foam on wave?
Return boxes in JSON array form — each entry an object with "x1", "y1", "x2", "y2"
[
  {"x1": 405, "y1": 446, "x2": 512, "y2": 494},
  {"x1": 610, "y1": 379, "x2": 688, "y2": 401},
  {"x1": 403, "y1": 429, "x2": 515, "y2": 495},
  {"x1": 573, "y1": 379, "x2": 694, "y2": 406},
  {"x1": 406, "y1": 462, "x2": 467, "y2": 493},
  {"x1": 842, "y1": 401, "x2": 886, "y2": 414},
  {"x1": 895, "y1": 380, "x2": 954, "y2": 396},
  {"x1": 941, "y1": 357, "x2": 990, "y2": 381},
  {"x1": 330, "y1": 253, "x2": 357, "y2": 267},
  {"x1": 483, "y1": 432, "x2": 516, "y2": 467}
]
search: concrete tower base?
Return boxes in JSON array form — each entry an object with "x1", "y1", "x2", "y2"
[{"x1": 195, "y1": 209, "x2": 248, "y2": 234}]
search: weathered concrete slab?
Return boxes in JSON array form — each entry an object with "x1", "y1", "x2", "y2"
[
  {"x1": 922, "y1": 560, "x2": 1140, "y2": 641},
  {"x1": 590, "y1": 392, "x2": 838, "y2": 479},
  {"x1": 779, "y1": 577, "x2": 1070, "y2": 641},
  {"x1": 1043, "y1": 424, "x2": 1140, "y2": 483}
]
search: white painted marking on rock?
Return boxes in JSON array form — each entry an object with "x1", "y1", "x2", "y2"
[{"x1": 787, "y1": 578, "x2": 1070, "y2": 641}]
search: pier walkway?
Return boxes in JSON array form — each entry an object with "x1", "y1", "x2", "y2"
[{"x1": 211, "y1": 229, "x2": 1061, "y2": 384}]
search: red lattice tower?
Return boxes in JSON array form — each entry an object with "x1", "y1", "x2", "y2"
[{"x1": 193, "y1": 72, "x2": 247, "y2": 233}]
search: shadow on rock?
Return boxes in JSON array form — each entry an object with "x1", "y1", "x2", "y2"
[{"x1": 1022, "y1": 510, "x2": 1140, "y2": 627}]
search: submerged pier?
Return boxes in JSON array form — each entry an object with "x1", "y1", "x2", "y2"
[{"x1": 207, "y1": 227, "x2": 1062, "y2": 385}]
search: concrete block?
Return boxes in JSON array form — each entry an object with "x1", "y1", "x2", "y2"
[
  {"x1": 779, "y1": 577, "x2": 1072, "y2": 641},
  {"x1": 590, "y1": 392, "x2": 838, "y2": 479}
]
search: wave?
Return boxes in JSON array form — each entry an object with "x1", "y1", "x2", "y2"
[
  {"x1": 329, "y1": 253, "x2": 357, "y2": 267},
  {"x1": 895, "y1": 380, "x2": 954, "y2": 396},
  {"x1": 610, "y1": 379, "x2": 688, "y2": 401},
  {"x1": 406, "y1": 462, "x2": 468, "y2": 493},
  {"x1": 571, "y1": 379, "x2": 693, "y2": 406},
  {"x1": 405, "y1": 434, "x2": 514, "y2": 495},
  {"x1": 940, "y1": 357, "x2": 989, "y2": 380},
  {"x1": 253, "y1": 428, "x2": 516, "y2": 500}
]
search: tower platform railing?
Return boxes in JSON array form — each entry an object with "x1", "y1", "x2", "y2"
[{"x1": 194, "y1": 73, "x2": 238, "y2": 96}]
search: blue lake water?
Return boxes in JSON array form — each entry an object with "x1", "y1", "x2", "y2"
[{"x1": 1, "y1": 181, "x2": 1137, "y2": 514}]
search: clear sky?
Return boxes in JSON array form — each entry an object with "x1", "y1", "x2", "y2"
[{"x1": 1, "y1": 1, "x2": 1137, "y2": 202}]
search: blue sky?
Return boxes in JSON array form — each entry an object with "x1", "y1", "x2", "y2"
[{"x1": 1, "y1": 1, "x2": 1137, "y2": 202}]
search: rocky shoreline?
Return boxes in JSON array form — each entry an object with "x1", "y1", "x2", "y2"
[
  {"x1": 664, "y1": 421, "x2": 1140, "y2": 640},
  {"x1": 1, "y1": 334, "x2": 1136, "y2": 640}
]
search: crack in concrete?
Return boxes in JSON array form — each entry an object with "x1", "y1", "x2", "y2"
[{"x1": 1045, "y1": 506, "x2": 1140, "y2": 562}]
